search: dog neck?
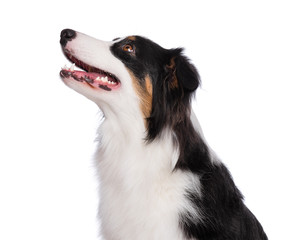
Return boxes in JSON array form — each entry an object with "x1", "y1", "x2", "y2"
[{"x1": 94, "y1": 108, "x2": 180, "y2": 180}]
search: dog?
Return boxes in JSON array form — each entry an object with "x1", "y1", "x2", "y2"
[{"x1": 60, "y1": 29, "x2": 268, "y2": 240}]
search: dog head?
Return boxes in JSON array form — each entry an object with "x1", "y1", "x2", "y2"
[{"x1": 60, "y1": 29, "x2": 200, "y2": 140}]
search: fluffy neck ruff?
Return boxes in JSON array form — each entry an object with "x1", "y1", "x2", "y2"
[{"x1": 94, "y1": 113, "x2": 204, "y2": 240}]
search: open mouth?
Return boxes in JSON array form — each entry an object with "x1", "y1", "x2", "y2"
[{"x1": 60, "y1": 51, "x2": 120, "y2": 91}]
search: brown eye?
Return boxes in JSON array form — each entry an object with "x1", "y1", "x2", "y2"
[{"x1": 123, "y1": 44, "x2": 134, "y2": 53}]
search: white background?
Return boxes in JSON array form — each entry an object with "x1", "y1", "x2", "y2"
[{"x1": 0, "y1": 0, "x2": 300, "y2": 239}]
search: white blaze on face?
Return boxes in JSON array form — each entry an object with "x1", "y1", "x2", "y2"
[{"x1": 61, "y1": 32, "x2": 142, "y2": 118}]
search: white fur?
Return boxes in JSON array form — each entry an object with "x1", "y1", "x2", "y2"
[
  {"x1": 62, "y1": 32, "x2": 203, "y2": 240},
  {"x1": 95, "y1": 126, "x2": 201, "y2": 240}
]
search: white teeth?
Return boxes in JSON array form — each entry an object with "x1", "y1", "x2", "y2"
[
  {"x1": 62, "y1": 63, "x2": 75, "y2": 71},
  {"x1": 61, "y1": 64, "x2": 117, "y2": 85},
  {"x1": 95, "y1": 76, "x2": 116, "y2": 85},
  {"x1": 70, "y1": 63, "x2": 75, "y2": 72}
]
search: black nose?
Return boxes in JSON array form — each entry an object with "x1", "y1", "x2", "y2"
[{"x1": 60, "y1": 29, "x2": 76, "y2": 47}]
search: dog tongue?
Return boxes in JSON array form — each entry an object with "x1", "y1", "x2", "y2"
[{"x1": 72, "y1": 70, "x2": 102, "y2": 82}]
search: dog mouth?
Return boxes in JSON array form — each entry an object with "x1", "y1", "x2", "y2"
[{"x1": 60, "y1": 51, "x2": 120, "y2": 91}]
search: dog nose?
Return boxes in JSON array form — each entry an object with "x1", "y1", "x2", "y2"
[{"x1": 60, "y1": 29, "x2": 76, "y2": 47}]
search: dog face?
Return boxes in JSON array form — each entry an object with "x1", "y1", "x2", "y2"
[{"x1": 60, "y1": 29, "x2": 200, "y2": 140}]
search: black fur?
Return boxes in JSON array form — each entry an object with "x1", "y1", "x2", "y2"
[
  {"x1": 110, "y1": 36, "x2": 268, "y2": 240},
  {"x1": 110, "y1": 37, "x2": 199, "y2": 140}
]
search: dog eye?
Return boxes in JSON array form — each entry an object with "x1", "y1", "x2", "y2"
[{"x1": 123, "y1": 44, "x2": 134, "y2": 53}]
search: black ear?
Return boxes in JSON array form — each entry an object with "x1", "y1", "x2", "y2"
[
  {"x1": 166, "y1": 50, "x2": 200, "y2": 92},
  {"x1": 174, "y1": 54, "x2": 200, "y2": 92}
]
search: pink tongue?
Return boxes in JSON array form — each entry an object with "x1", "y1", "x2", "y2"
[{"x1": 73, "y1": 70, "x2": 104, "y2": 81}]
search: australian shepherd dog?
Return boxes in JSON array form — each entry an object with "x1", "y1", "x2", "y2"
[{"x1": 60, "y1": 29, "x2": 268, "y2": 240}]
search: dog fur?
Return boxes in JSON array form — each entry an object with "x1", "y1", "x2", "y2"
[{"x1": 60, "y1": 29, "x2": 268, "y2": 240}]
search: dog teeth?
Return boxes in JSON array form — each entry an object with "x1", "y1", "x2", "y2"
[
  {"x1": 101, "y1": 76, "x2": 108, "y2": 83},
  {"x1": 62, "y1": 64, "x2": 117, "y2": 85},
  {"x1": 70, "y1": 63, "x2": 75, "y2": 72},
  {"x1": 62, "y1": 63, "x2": 75, "y2": 71},
  {"x1": 95, "y1": 76, "x2": 116, "y2": 85}
]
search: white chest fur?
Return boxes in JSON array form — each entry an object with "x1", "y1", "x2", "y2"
[{"x1": 95, "y1": 121, "x2": 201, "y2": 240}]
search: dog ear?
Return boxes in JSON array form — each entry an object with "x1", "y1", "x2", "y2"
[{"x1": 165, "y1": 50, "x2": 200, "y2": 92}]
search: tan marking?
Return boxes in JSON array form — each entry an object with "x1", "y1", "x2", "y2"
[
  {"x1": 166, "y1": 57, "x2": 178, "y2": 89},
  {"x1": 145, "y1": 76, "x2": 153, "y2": 98},
  {"x1": 127, "y1": 36, "x2": 136, "y2": 41},
  {"x1": 167, "y1": 57, "x2": 176, "y2": 69},
  {"x1": 127, "y1": 70, "x2": 153, "y2": 124}
]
